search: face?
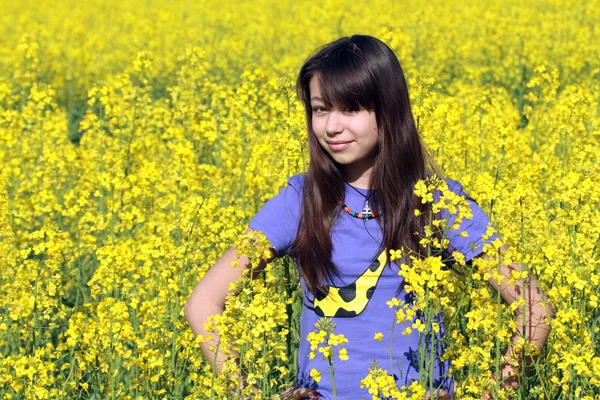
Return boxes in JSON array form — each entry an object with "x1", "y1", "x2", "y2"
[{"x1": 309, "y1": 76, "x2": 379, "y2": 176}]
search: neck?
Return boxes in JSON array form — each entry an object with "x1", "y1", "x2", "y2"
[{"x1": 343, "y1": 162, "x2": 373, "y2": 190}]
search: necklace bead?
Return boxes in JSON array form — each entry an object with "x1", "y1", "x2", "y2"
[
  {"x1": 340, "y1": 199, "x2": 381, "y2": 220},
  {"x1": 341, "y1": 182, "x2": 381, "y2": 220}
]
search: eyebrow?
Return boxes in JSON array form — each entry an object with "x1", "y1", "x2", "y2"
[{"x1": 310, "y1": 96, "x2": 324, "y2": 102}]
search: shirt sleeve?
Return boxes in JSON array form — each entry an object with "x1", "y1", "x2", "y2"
[
  {"x1": 247, "y1": 174, "x2": 304, "y2": 257},
  {"x1": 439, "y1": 178, "x2": 500, "y2": 262}
]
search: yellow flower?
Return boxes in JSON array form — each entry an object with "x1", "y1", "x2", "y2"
[
  {"x1": 390, "y1": 249, "x2": 403, "y2": 261},
  {"x1": 309, "y1": 368, "x2": 321, "y2": 383},
  {"x1": 2, "y1": 2, "x2": 598, "y2": 398},
  {"x1": 338, "y1": 348, "x2": 349, "y2": 361}
]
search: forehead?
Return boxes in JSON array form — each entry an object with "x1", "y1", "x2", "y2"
[
  {"x1": 308, "y1": 75, "x2": 341, "y2": 108},
  {"x1": 307, "y1": 71, "x2": 375, "y2": 111},
  {"x1": 309, "y1": 76, "x2": 322, "y2": 100}
]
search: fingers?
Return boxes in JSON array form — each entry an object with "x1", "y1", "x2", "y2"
[
  {"x1": 278, "y1": 387, "x2": 321, "y2": 400},
  {"x1": 293, "y1": 388, "x2": 321, "y2": 399},
  {"x1": 278, "y1": 387, "x2": 295, "y2": 397},
  {"x1": 426, "y1": 389, "x2": 453, "y2": 400}
]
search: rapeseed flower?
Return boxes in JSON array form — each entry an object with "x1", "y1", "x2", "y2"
[{"x1": 0, "y1": 0, "x2": 598, "y2": 398}]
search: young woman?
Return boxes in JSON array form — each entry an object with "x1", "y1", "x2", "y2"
[{"x1": 184, "y1": 35, "x2": 553, "y2": 399}]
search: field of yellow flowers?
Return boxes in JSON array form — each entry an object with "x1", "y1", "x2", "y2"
[{"x1": 1, "y1": 0, "x2": 599, "y2": 398}]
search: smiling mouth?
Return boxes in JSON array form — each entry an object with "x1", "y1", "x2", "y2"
[{"x1": 327, "y1": 141, "x2": 352, "y2": 151}]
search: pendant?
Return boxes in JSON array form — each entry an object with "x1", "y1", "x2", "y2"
[{"x1": 362, "y1": 200, "x2": 373, "y2": 218}]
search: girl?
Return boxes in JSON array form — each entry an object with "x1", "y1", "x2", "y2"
[{"x1": 184, "y1": 35, "x2": 553, "y2": 399}]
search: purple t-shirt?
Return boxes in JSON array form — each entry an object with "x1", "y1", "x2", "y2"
[{"x1": 248, "y1": 174, "x2": 497, "y2": 399}]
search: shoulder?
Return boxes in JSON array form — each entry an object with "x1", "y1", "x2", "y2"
[
  {"x1": 441, "y1": 177, "x2": 465, "y2": 194},
  {"x1": 423, "y1": 173, "x2": 464, "y2": 194},
  {"x1": 442, "y1": 177, "x2": 479, "y2": 203},
  {"x1": 427, "y1": 175, "x2": 468, "y2": 203},
  {"x1": 286, "y1": 173, "x2": 306, "y2": 193}
]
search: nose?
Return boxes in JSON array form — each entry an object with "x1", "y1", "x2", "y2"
[{"x1": 325, "y1": 110, "x2": 343, "y2": 135}]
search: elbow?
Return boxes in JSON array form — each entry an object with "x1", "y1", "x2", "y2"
[
  {"x1": 184, "y1": 294, "x2": 200, "y2": 315},
  {"x1": 183, "y1": 293, "x2": 221, "y2": 324},
  {"x1": 183, "y1": 297, "x2": 205, "y2": 333},
  {"x1": 540, "y1": 292, "x2": 556, "y2": 321},
  {"x1": 183, "y1": 301, "x2": 192, "y2": 324},
  {"x1": 183, "y1": 294, "x2": 198, "y2": 321},
  {"x1": 547, "y1": 300, "x2": 556, "y2": 320}
]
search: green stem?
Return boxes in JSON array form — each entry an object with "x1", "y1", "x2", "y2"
[
  {"x1": 495, "y1": 247, "x2": 502, "y2": 382},
  {"x1": 389, "y1": 313, "x2": 396, "y2": 373},
  {"x1": 209, "y1": 335, "x2": 221, "y2": 400},
  {"x1": 236, "y1": 349, "x2": 244, "y2": 399},
  {"x1": 329, "y1": 357, "x2": 337, "y2": 400},
  {"x1": 262, "y1": 331, "x2": 268, "y2": 395}
]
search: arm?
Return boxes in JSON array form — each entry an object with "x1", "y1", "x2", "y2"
[
  {"x1": 183, "y1": 228, "x2": 321, "y2": 400},
  {"x1": 183, "y1": 226, "x2": 276, "y2": 373},
  {"x1": 482, "y1": 244, "x2": 555, "y2": 388}
]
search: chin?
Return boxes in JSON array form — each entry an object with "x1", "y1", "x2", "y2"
[{"x1": 330, "y1": 157, "x2": 354, "y2": 166}]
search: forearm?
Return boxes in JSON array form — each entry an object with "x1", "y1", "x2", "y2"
[
  {"x1": 509, "y1": 274, "x2": 553, "y2": 357},
  {"x1": 184, "y1": 234, "x2": 274, "y2": 378},
  {"x1": 184, "y1": 246, "x2": 257, "y2": 373},
  {"x1": 184, "y1": 302, "x2": 231, "y2": 373},
  {"x1": 499, "y1": 274, "x2": 553, "y2": 389},
  {"x1": 483, "y1": 245, "x2": 555, "y2": 388}
]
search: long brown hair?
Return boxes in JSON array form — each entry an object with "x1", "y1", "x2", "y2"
[{"x1": 289, "y1": 35, "x2": 442, "y2": 293}]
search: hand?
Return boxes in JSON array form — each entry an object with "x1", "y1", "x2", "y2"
[
  {"x1": 426, "y1": 389, "x2": 453, "y2": 400},
  {"x1": 499, "y1": 361, "x2": 520, "y2": 391},
  {"x1": 481, "y1": 365, "x2": 518, "y2": 400},
  {"x1": 231, "y1": 368, "x2": 258, "y2": 400},
  {"x1": 233, "y1": 370, "x2": 320, "y2": 399},
  {"x1": 275, "y1": 386, "x2": 321, "y2": 399}
]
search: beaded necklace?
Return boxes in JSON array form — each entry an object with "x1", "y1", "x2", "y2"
[{"x1": 340, "y1": 183, "x2": 381, "y2": 220}]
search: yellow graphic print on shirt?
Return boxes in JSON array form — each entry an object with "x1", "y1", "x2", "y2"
[{"x1": 306, "y1": 249, "x2": 389, "y2": 318}]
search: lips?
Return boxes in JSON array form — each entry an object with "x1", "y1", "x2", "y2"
[{"x1": 327, "y1": 140, "x2": 352, "y2": 151}]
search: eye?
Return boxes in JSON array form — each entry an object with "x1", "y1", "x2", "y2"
[
  {"x1": 312, "y1": 106, "x2": 327, "y2": 114},
  {"x1": 343, "y1": 106, "x2": 360, "y2": 113}
]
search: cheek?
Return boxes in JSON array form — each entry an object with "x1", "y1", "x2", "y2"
[
  {"x1": 371, "y1": 120, "x2": 379, "y2": 139},
  {"x1": 312, "y1": 119, "x2": 325, "y2": 136},
  {"x1": 365, "y1": 119, "x2": 378, "y2": 139}
]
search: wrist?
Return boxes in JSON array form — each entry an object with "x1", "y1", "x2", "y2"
[
  {"x1": 503, "y1": 344, "x2": 537, "y2": 373},
  {"x1": 506, "y1": 338, "x2": 541, "y2": 365},
  {"x1": 499, "y1": 362, "x2": 520, "y2": 390},
  {"x1": 500, "y1": 350, "x2": 522, "y2": 389}
]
